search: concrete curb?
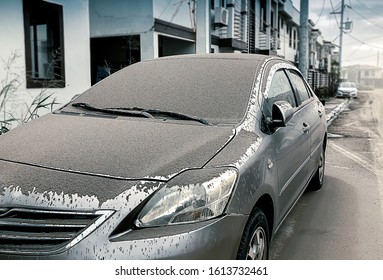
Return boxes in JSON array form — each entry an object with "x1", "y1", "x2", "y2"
[{"x1": 326, "y1": 99, "x2": 350, "y2": 127}]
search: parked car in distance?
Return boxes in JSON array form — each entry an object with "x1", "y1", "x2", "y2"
[
  {"x1": 336, "y1": 81, "x2": 358, "y2": 98},
  {"x1": 0, "y1": 54, "x2": 327, "y2": 260}
]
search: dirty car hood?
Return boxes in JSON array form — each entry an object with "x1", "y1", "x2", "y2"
[{"x1": 0, "y1": 113, "x2": 235, "y2": 181}]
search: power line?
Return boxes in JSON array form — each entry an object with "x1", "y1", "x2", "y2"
[
  {"x1": 345, "y1": 33, "x2": 383, "y2": 50},
  {"x1": 353, "y1": 0, "x2": 382, "y2": 18},
  {"x1": 158, "y1": 0, "x2": 173, "y2": 19},
  {"x1": 343, "y1": 53, "x2": 379, "y2": 62},
  {"x1": 169, "y1": 0, "x2": 187, "y2": 25},
  {"x1": 331, "y1": 34, "x2": 340, "y2": 43},
  {"x1": 349, "y1": 5, "x2": 383, "y2": 31},
  {"x1": 343, "y1": 42, "x2": 363, "y2": 60},
  {"x1": 314, "y1": 0, "x2": 326, "y2": 25},
  {"x1": 329, "y1": 0, "x2": 341, "y2": 30}
]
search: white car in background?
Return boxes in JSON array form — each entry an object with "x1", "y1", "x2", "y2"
[{"x1": 337, "y1": 82, "x2": 358, "y2": 98}]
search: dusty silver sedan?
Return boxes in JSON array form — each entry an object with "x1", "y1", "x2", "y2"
[{"x1": 0, "y1": 54, "x2": 326, "y2": 259}]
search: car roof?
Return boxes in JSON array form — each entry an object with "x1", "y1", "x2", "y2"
[{"x1": 145, "y1": 53, "x2": 282, "y2": 64}]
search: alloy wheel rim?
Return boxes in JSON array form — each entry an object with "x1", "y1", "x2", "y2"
[
  {"x1": 247, "y1": 226, "x2": 267, "y2": 260},
  {"x1": 318, "y1": 150, "x2": 325, "y2": 184}
]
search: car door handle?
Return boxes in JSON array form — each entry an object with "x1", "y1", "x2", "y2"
[{"x1": 302, "y1": 123, "x2": 310, "y2": 134}]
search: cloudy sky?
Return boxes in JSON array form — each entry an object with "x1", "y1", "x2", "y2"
[{"x1": 292, "y1": 0, "x2": 383, "y2": 67}]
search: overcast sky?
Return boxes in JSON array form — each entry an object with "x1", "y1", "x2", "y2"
[{"x1": 292, "y1": 0, "x2": 383, "y2": 67}]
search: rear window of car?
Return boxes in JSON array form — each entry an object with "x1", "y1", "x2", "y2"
[{"x1": 69, "y1": 57, "x2": 258, "y2": 125}]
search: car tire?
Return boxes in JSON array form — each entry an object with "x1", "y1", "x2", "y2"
[
  {"x1": 309, "y1": 143, "x2": 325, "y2": 191},
  {"x1": 236, "y1": 208, "x2": 269, "y2": 260}
]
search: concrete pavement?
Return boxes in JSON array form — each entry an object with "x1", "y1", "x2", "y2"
[{"x1": 324, "y1": 97, "x2": 350, "y2": 126}]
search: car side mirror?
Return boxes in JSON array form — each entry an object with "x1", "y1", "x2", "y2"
[
  {"x1": 271, "y1": 101, "x2": 294, "y2": 127},
  {"x1": 320, "y1": 99, "x2": 326, "y2": 106}
]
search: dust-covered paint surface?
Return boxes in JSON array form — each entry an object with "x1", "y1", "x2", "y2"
[{"x1": 0, "y1": 54, "x2": 327, "y2": 259}]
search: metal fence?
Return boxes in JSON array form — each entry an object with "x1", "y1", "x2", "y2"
[{"x1": 307, "y1": 70, "x2": 336, "y2": 98}]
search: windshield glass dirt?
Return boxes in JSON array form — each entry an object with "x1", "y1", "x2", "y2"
[{"x1": 66, "y1": 57, "x2": 258, "y2": 124}]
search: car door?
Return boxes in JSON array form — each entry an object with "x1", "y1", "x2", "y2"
[
  {"x1": 262, "y1": 68, "x2": 311, "y2": 222},
  {"x1": 287, "y1": 69, "x2": 325, "y2": 178}
]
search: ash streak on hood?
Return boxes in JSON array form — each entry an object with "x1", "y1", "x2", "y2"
[{"x1": 0, "y1": 181, "x2": 160, "y2": 211}]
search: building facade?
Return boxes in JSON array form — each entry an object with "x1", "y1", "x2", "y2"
[
  {"x1": 1, "y1": 0, "x2": 337, "y2": 129},
  {"x1": 343, "y1": 65, "x2": 383, "y2": 89},
  {"x1": 88, "y1": 0, "x2": 334, "y2": 86}
]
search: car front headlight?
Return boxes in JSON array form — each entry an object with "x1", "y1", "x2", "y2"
[{"x1": 135, "y1": 168, "x2": 238, "y2": 227}]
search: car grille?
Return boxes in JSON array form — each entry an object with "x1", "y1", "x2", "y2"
[{"x1": 0, "y1": 207, "x2": 113, "y2": 255}]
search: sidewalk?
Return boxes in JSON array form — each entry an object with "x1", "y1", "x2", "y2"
[{"x1": 324, "y1": 97, "x2": 350, "y2": 126}]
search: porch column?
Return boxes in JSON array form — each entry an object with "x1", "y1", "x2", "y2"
[
  {"x1": 196, "y1": 0, "x2": 211, "y2": 54},
  {"x1": 140, "y1": 31, "x2": 158, "y2": 61}
]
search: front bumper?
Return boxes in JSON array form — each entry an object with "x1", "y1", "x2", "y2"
[
  {"x1": 337, "y1": 91, "x2": 357, "y2": 98},
  {"x1": 0, "y1": 214, "x2": 248, "y2": 260}
]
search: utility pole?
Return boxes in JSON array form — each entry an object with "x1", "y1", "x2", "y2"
[
  {"x1": 298, "y1": 0, "x2": 309, "y2": 79},
  {"x1": 331, "y1": 0, "x2": 351, "y2": 80},
  {"x1": 339, "y1": 0, "x2": 345, "y2": 79}
]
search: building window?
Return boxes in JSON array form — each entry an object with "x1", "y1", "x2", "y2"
[
  {"x1": 23, "y1": 0, "x2": 65, "y2": 88},
  {"x1": 278, "y1": 16, "x2": 283, "y2": 38},
  {"x1": 90, "y1": 35, "x2": 141, "y2": 85},
  {"x1": 260, "y1": 0, "x2": 267, "y2": 32}
]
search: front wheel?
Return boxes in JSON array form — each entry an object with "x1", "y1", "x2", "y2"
[
  {"x1": 309, "y1": 143, "x2": 326, "y2": 191},
  {"x1": 236, "y1": 208, "x2": 269, "y2": 260}
]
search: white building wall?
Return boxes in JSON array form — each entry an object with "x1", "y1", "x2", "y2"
[
  {"x1": 153, "y1": 0, "x2": 193, "y2": 29},
  {"x1": 0, "y1": 0, "x2": 91, "y2": 125},
  {"x1": 277, "y1": 23, "x2": 298, "y2": 63},
  {"x1": 89, "y1": 0, "x2": 154, "y2": 37},
  {"x1": 59, "y1": 0, "x2": 91, "y2": 95},
  {"x1": 0, "y1": 1, "x2": 25, "y2": 68}
]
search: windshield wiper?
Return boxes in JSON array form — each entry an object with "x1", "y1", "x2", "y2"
[
  {"x1": 109, "y1": 107, "x2": 210, "y2": 125},
  {"x1": 150, "y1": 109, "x2": 209, "y2": 125},
  {"x1": 71, "y1": 102, "x2": 154, "y2": 118},
  {"x1": 72, "y1": 103, "x2": 209, "y2": 125},
  {"x1": 107, "y1": 107, "x2": 210, "y2": 125}
]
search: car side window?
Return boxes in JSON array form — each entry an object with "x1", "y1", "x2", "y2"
[
  {"x1": 288, "y1": 70, "x2": 312, "y2": 103},
  {"x1": 263, "y1": 70, "x2": 296, "y2": 119}
]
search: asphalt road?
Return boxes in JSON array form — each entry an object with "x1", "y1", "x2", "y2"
[{"x1": 269, "y1": 90, "x2": 383, "y2": 259}]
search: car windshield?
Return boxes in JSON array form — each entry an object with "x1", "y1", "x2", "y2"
[
  {"x1": 64, "y1": 56, "x2": 258, "y2": 125},
  {"x1": 340, "y1": 82, "x2": 356, "y2": 88}
]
